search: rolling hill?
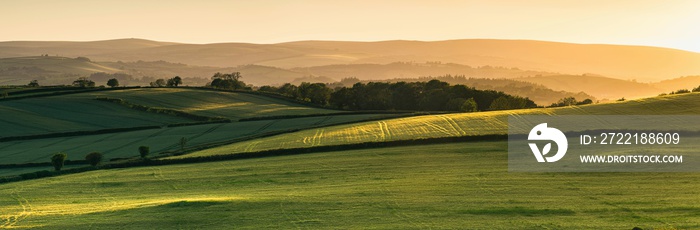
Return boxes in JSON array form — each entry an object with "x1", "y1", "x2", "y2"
[
  {"x1": 2, "y1": 38, "x2": 700, "y2": 81},
  {"x1": 178, "y1": 92, "x2": 700, "y2": 159},
  {"x1": 1, "y1": 87, "x2": 700, "y2": 229},
  {"x1": 0, "y1": 88, "x2": 399, "y2": 166}
]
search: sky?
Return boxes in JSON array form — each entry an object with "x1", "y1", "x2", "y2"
[{"x1": 1, "y1": 0, "x2": 699, "y2": 52}]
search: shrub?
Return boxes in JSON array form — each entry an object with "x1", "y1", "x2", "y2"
[
  {"x1": 51, "y1": 153, "x2": 67, "y2": 171},
  {"x1": 85, "y1": 152, "x2": 103, "y2": 167},
  {"x1": 139, "y1": 146, "x2": 150, "y2": 158}
]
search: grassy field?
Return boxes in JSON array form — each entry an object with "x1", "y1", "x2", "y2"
[
  {"x1": 0, "y1": 87, "x2": 375, "y2": 165},
  {"x1": 1, "y1": 142, "x2": 698, "y2": 229},
  {"x1": 0, "y1": 113, "x2": 395, "y2": 166},
  {"x1": 179, "y1": 92, "x2": 700, "y2": 159},
  {"x1": 0, "y1": 95, "x2": 192, "y2": 137},
  {"x1": 85, "y1": 88, "x2": 338, "y2": 119}
]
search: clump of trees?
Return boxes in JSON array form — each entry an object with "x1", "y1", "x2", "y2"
[
  {"x1": 208, "y1": 72, "x2": 249, "y2": 90},
  {"x1": 51, "y1": 152, "x2": 67, "y2": 171},
  {"x1": 85, "y1": 152, "x2": 103, "y2": 167},
  {"x1": 693, "y1": 85, "x2": 700, "y2": 92},
  {"x1": 549, "y1": 97, "x2": 593, "y2": 107},
  {"x1": 167, "y1": 76, "x2": 183, "y2": 87},
  {"x1": 259, "y1": 79, "x2": 536, "y2": 111},
  {"x1": 150, "y1": 76, "x2": 184, "y2": 87},
  {"x1": 27, "y1": 80, "x2": 40, "y2": 87},
  {"x1": 73, "y1": 77, "x2": 95, "y2": 88}
]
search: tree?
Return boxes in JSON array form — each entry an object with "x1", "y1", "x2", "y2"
[
  {"x1": 209, "y1": 72, "x2": 247, "y2": 90},
  {"x1": 28, "y1": 80, "x2": 40, "y2": 87},
  {"x1": 139, "y1": 146, "x2": 150, "y2": 158},
  {"x1": 1, "y1": 92, "x2": 7, "y2": 99},
  {"x1": 488, "y1": 96, "x2": 512, "y2": 110},
  {"x1": 167, "y1": 76, "x2": 183, "y2": 87},
  {"x1": 73, "y1": 77, "x2": 95, "y2": 88},
  {"x1": 107, "y1": 78, "x2": 119, "y2": 88},
  {"x1": 85, "y1": 152, "x2": 103, "y2": 167},
  {"x1": 461, "y1": 98, "x2": 478, "y2": 112},
  {"x1": 51, "y1": 153, "x2": 67, "y2": 171},
  {"x1": 150, "y1": 79, "x2": 166, "y2": 87}
]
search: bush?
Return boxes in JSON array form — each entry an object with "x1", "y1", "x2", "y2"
[
  {"x1": 693, "y1": 85, "x2": 700, "y2": 92},
  {"x1": 85, "y1": 152, "x2": 103, "y2": 167},
  {"x1": 139, "y1": 146, "x2": 150, "y2": 158},
  {"x1": 51, "y1": 153, "x2": 67, "y2": 171}
]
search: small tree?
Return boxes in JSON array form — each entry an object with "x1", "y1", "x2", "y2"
[
  {"x1": 28, "y1": 80, "x2": 40, "y2": 87},
  {"x1": 85, "y1": 152, "x2": 103, "y2": 167},
  {"x1": 460, "y1": 98, "x2": 478, "y2": 112},
  {"x1": 1, "y1": 92, "x2": 7, "y2": 99},
  {"x1": 107, "y1": 78, "x2": 120, "y2": 88},
  {"x1": 51, "y1": 153, "x2": 67, "y2": 171},
  {"x1": 139, "y1": 146, "x2": 150, "y2": 158}
]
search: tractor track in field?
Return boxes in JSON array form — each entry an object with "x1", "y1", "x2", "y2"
[{"x1": 1, "y1": 191, "x2": 33, "y2": 228}]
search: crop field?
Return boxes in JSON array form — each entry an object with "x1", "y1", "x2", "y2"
[
  {"x1": 0, "y1": 113, "x2": 394, "y2": 166},
  {"x1": 0, "y1": 95, "x2": 192, "y2": 137},
  {"x1": 1, "y1": 142, "x2": 698, "y2": 229},
  {"x1": 85, "y1": 88, "x2": 338, "y2": 119},
  {"x1": 179, "y1": 93, "x2": 700, "y2": 159}
]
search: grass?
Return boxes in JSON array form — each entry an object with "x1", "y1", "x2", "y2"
[
  {"x1": 1, "y1": 142, "x2": 698, "y2": 229},
  {"x1": 85, "y1": 88, "x2": 338, "y2": 119},
  {"x1": 0, "y1": 114, "x2": 395, "y2": 166},
  {"x1": 178, "y1": 92, "x2": 700, "y2": 159},
  {"x1": 0, "y1": 95, "x2": 192, "y2": 137}
]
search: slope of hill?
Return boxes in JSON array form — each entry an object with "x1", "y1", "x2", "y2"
[
  {"x1": 90, "y1": 88, "x2": 337, "y2": 119},
  {"x1": 516, "y1": 74, "x2": 662, "y2": 100},
  {"x1": 0, "y1": 88, "x2": 396, "y2": 165},
  {"x1": 2, "y1": 142, "x2": 697, "y2": 229},
  {"x1": 179, "y1": 92, "x2": 700, "y2": 158},
  {"x1": 0, "y1": 56, "x2": 121, "y2": 85},
  {"x1": 2, "y1": 39, "x2": 700, "y2": 81},
  {"x1": 0, "y1": 92, "x2": 192, "y2": 137}
]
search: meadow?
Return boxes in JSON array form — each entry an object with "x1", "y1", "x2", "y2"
[
  {"x1": 2, "y1": 88, "x2": 700, "y2": 229},
  {"x1": 1, "y1": 143, "x2": 697, "y2": 229},
  {"x1": 179, "y1": 93, "x2": 700, "y2": 159}
]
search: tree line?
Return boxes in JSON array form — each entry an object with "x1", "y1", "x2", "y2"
[{"x1": 258, "y1": 79, "x2": 537, "y2": 111}]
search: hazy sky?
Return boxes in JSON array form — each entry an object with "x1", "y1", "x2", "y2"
[{"x1": 1, "y1": 0, "x2": 699, "y2": 52}]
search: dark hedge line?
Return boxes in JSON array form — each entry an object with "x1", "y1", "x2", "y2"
[
  {"x1": 0, "y1": 125, "x2": 161, "y2": 143},
  {"x1": 146, "y1": 134, "x2": 509, "y2": 166},
  {"x1": 0, "y1": 159, "x2": 88, "y2": 169},
  {"x1": 0, "y1": 86, "x2": 141, "y2": 101},
  {"x1": 238, "y1": 110, "x2": 416, "y2": 122},
  {"x1": 95, "y1": 97, "x2": 231, "y2": 122}
]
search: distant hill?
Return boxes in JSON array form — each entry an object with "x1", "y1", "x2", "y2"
[
  {"x1": 516, "y1": 74, "x2": 662, "y2": 100},
  {"x1": 2, "y1": 39, "x2": 700, "y2": 81},
  {"x1": 0, "y1": 56, "x2": 120, "y2": 85}
]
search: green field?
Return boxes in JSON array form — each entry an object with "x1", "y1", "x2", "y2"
[
  {"x1": 86, "y1": 88, "x2": 338, "y2": 119},
  {"x1": 0, "y1": 113, "x2": 393, "y2": 167},
  {"x1": 0, "y1": 88, "x2": 379, "y2": 166},
  {"x1": 0, "y1": 95, "x2": 192, "y2": 137},
  {"x1": 2, "y1": 88, "x2": 699, "y2": 229},
  {"x1": 179, "y1": 93, "x2": 700, "y2": 159},
  {"x1": 2, "y1": 143, "x2": 697, "y2": 229}
]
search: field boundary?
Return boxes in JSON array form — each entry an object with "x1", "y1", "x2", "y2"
[{"x1": 0, "y1": 86, "x2": 141, "y2": 101}]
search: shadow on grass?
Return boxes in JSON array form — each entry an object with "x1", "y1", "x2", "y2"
[{"x1": 459, "y1": 206, "x2": 575, "y2": 216}]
